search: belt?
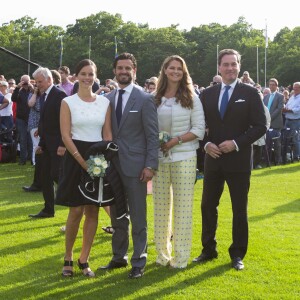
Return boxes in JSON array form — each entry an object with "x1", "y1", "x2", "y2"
[{"x1": 286, "y1": 118, "x2": 300, "y2": 121}]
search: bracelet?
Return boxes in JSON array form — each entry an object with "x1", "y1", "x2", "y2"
[
  {"x1": 74, "y1": 153, "x2": 80, "y2": 158},
  {"x1": 72, "y1": 151, "x2": 78, "y2": 156}
]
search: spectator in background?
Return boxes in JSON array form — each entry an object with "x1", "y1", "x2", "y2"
[
  {"x1": 11, "y1": 75, "x2": 33, "y2": 165},
  {"x1": 282, "y1": 82, "x2": 300, "y2": 160},
  {"x1": 58, "y1": 66, "x2": 74, "y2": 96},
  {"x1": 212, "y1": 75, "x2": 222, "y2": 85},
  {"x1": 263, "y1": 87, "x2": 271, "y2": 97},
  {"x1": 28, "y1": 67, "x2": 67, "y2": 218},
  {"x1": 263, "y1": 78, "x2": 284, "y2": 165},
  {"x1": 240, "y1": 71, "x2": 255, "y2": 85},
  {"x1": 148, "y1": 81, "x2": 157, "y2": 94},
  {"x1": 0, "y1": 81, "x2": 13, "y2": 141}
]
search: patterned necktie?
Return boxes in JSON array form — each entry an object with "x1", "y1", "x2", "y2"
[
  {"x1": 116, "y1": 89, "x2": 125, "y2": 126},
  {"x1": 39, "y1": 92, "x2": 46, "y2": 111},
  {"x1": 267, "y1": 93, "x2": 275, "y2": 110},
  {"x1": 220, "y1": 85, "x2": 231, "y2": 119}
]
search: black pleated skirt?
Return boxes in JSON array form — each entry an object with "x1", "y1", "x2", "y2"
[{"x1": 55, "y1": 140, "x2": 112, "y2": 207}]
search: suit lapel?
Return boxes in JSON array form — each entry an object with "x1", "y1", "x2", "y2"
[
  {"x1": 108, "y1": 90, "x2": 118, "y2": 129},
  {"x1": 118, "y1": 88, "x2": 137, "y2": 129}
]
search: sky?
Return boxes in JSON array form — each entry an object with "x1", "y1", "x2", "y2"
[{"x1": 2, "y1": 0, "x2": 298, "y2": 40}]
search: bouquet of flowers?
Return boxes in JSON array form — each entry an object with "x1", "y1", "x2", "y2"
[
  {"x1": 86, "y1": 154, "x2": 108, "y2": 179},
  {"x1": 159, "y1": 131, "x2": 171, "y2": 144}
]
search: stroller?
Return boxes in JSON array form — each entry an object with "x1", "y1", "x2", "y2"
[
  {"x1": 281, "y1": 128, "x2": 300, "y2": 164},
  {"x1": 0, "y1": 125, "x2": 17, "y2": 163}
]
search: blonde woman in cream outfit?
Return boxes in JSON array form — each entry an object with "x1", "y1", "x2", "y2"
[{"x1": 153, "y1": 55, "x2": 205, "y2": 268}]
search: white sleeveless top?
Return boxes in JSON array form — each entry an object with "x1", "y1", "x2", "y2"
[{"x1": 63, "y1": 94, "x2": 110, "y2": 142}]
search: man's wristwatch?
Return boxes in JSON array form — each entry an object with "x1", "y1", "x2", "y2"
[{"x1": 177, "y1": 136, "x2": 183, "y2": 145}]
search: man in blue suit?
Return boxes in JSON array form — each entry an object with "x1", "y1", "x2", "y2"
[
  {"x1": 193, "y1": 49, "x2": 267, "y2": 270},
  {"x1": 100, "y1": 53, "x2": 159, "y2": 279}
]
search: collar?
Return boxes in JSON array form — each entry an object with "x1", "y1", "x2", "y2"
[
  {"x1": 118, "y1": 83, "x2": 134, "y2": 94},
  {"x1": 221, "y1": 78, "x2": 238, "y2": 90}
]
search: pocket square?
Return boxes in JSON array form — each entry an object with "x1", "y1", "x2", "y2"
[
  {"x1": 129, "y1": 110, "x2": 138, "y2": 112},
  {"x1": 235, "y1": 99, "x2": 245, "y2": 103}
]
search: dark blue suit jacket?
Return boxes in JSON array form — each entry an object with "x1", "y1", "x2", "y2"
[
  {"x1": 38, "y1": 85, "x2": 67, "y2": 151},
  {"x1": 201, "y1": 81, "x2": 267, "y2": 172}
]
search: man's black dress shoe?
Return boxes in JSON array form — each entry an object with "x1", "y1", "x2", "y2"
[
  {"x1": 22, "y1": 185, "x2": 42, "y2": 192},
  {"x1": 232, "y1": 257, "x2": 244, "y2": 270},
  {"x1": 98, "y1": 260, "x2": 128, "y2": 270},
  {"x1": 128, "y1": 267, "x2": 144, "y2": 279},
  {"x1": 192, "y1": 252, "x2": 218, "y2": 263},
  {"x1": 28, "y1": 211, "x2": 54, "y2": 218}
]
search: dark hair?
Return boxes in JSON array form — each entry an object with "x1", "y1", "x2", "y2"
[
  {"x1": 58, "y1": 66, "x2": 70, "y2": 75},
  {"x1": 218, "y1": 49, "x2": 241, "y2": 66},
  {"x1": 74, "y1": 59, "x2": 97, "y2": 76},
  {"x1": 51, "y1": 70, "x2": 61, "y2": 84},
  {"x1": 113, "y1": 53, "x2": 137, "y2": 69}
]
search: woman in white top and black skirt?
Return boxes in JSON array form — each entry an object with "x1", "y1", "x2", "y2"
[{"x1": 56, "y1": 59, "x2": 112, "y2": 277}]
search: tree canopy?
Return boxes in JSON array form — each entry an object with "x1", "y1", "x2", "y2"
[{"x1": 1, "y1": 13, "x2": 299, "y2": 87}]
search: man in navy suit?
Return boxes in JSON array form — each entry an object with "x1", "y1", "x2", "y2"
[
  {"x1": 29, "y1": 67, "x2": 67, "y2": 218},
  {"x1": 193, "y1": 49, "x2": 267, "y2": 270}
]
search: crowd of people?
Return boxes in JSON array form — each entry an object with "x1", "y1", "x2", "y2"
[{"x1": 0, "y1": 48, "x2": 299, "y2": 279}]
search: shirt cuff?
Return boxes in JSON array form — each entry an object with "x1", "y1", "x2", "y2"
[
  {"x1": 232, "y1": 140, "x2": 239, "y2": 152},
  {"x1": 204, "y1": 142, "x2": 212, "y2": 152}
]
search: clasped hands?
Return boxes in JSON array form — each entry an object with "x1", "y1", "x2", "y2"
[{"x1": 206, "y1": 140, "x2": 236, "y2": 159}]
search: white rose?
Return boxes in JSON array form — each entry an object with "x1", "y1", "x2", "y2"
[
  {"x1": 94, "y1": 157, "x2": 102, "y2": 166},
  {"x1": 93, "y1": 166, "x2": 101, "y2": 176},
  {"x1": 102, "y1": 161, "x2": 108, "y2": 169}
]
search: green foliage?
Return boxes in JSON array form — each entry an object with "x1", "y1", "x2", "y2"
[
  {"x1": 0, "y1": 161, "x2": 299, "y2": 299},
  {"x1": 1, "y1": 12, "x2": 300, "y2": 87}
]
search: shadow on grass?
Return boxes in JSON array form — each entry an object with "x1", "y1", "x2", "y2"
[
  {"x1": 0, "y1": 231, "x2": 63, "y2": 256},
  {"x1": 252, "y1": 163, "x2": 300, "y2": 177},
  {"x1": 1, "y1": 256, "x2": 230, "y2": 300},
  {"x1": 249, "y1": 198, "x2": 300, "y2": 222}
]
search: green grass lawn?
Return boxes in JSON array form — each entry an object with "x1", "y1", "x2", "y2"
[{"x1": 0, "y1": 162, "x2": 299, "y2": 300}]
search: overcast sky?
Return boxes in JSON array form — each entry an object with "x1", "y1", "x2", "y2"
[{"x1": 2, "y1": 0, "x2": 298, "y2": 40}]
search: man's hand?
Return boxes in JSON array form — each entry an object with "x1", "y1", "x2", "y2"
[
  {"x1": 57, "y1": 146, "x2": 66, "y2": 156},
  {"x1": 140, "y1": 168, "x2": 154, "y2": 182},
  {"x1": 205, "y1": 143, "x2": 223, "y2": 159},
  {"x1": 218, "y1": 140, "x2": 236, "y2": 153},
  {"x1": 35, "y1": 146, "x2": 43, "y2": 155},
  {"x1": 33, "y1": 130, "x2": 39, "y2": 137}
]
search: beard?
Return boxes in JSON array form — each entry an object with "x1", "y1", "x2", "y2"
[{"x1": 116, "y1": 73, "x2": 133, "y2": 85}]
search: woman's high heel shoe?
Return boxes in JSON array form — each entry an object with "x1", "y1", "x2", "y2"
[
  {"x1": 77, "y1": 259, "x2": 95, "y2": 277},
  {"x1": 62, "y1": 260, "x2": 73, "y2": 277}
]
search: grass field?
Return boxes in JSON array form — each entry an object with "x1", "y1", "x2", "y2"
[{"x1": 0, "y1": 162, "x2": 299, "y2": 300}]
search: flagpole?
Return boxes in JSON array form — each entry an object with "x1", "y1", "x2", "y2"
[
  {"x1": 264, "y1": 20, "x2": 268, "y2": 87},
  {"x1": 216, "y1": 44, "x2": 219, "y2": 74},
  {"x1": 59, "y1": 36, "x2": 63, "y2": 67},
  {"x1": 115, "y1": 36, "x2": 118, "y2": 58},
  {"x1": 28, "y1": 35, "x2": 31, "y2": 75},
  {"x1": 256, "y1": 45, "x2": 259, "y2": 84},
  {"x1": 89, "y1": 36, "x2": 91, "y2": 59}
]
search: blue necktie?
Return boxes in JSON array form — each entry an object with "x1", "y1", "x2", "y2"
[
  {"x1": 116, "y1": 89, "x2": 125, "y2": 126},
  {"x1": 220, "y1": 85, "x2": 231, "y2": 119},
  {"x1": 267, "y1": 93, "x2": 275, "y2": 110}
]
